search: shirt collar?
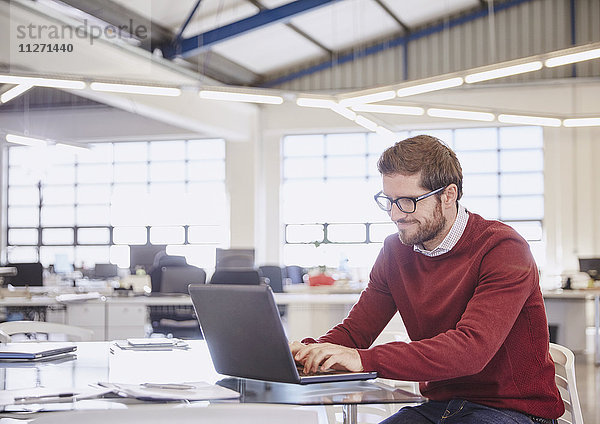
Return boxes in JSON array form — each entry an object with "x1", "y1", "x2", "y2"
[{"x1": 413, "y1": 204, "x2": 469, "y2": 257}]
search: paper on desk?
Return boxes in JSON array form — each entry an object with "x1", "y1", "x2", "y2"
[
  {"x1": 98, "y1": 381, "x2": 240, "y2": 401},
  {"x1": 0, "y1": 386, "x2": 113, "y2": 406}
]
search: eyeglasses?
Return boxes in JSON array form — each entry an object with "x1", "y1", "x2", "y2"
[{"x1": 374, "y1": 186, "x2": 447, "y2": 214}]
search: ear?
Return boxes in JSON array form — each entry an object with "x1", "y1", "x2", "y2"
[{"x1": 442, "y1": 184, "x2": 458, "y2": 209}]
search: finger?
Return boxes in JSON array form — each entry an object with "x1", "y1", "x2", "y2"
[{"x1": 306, "y1": 348, "x2": 333, "y2": 373}]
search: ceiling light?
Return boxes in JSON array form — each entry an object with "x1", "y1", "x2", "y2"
[
  {"x1": 351, "y1": 104, "x2": 424, "y2": 115},
  {"x1": 545, "y1": 48, "x2": 600, "y2": 67},
  {"x1": 562, "y1": 118, "x2": 600, "y2": 127},
  {"x1": 498, "y1": 114, "x2": 561, "y2": 127},
  {"x1": 427, "y1": 108, "x2": 495, "y2": 122},
  {"x1": 0, "y1": 84, "x2": 33, "y2": 103},
  {"x1": 55, "y1": 142, "x2": 91, "y2": 153},
  {"x1": 5, "y1": 134, "x2": 48, "y2": 147},
  {"x1": 91, "y1": 82, "x2": 181, "y2": 96},
  {"x1": 354, "y1": 115, "x2": 379, "y2": 132},
  {"x1": 330, "y1": 105, "x2": 356, "y2": 120},
  {"x1": 338, "y1": 90, "x2": 396, "y2": 107},
  {"x1": 465, "y1": 61, "x2": 542, "y2": 83},
  {"x1": 397, "y1": 77, "x2": 463, "y2": 97},
  {"x1": 199, "y1": 90, "x2": 283, "y2": 104},
  {"x1": 375, "y1": 126, "x2": 397, "y2": 139},
  {"x1": 0, "y1": 75, "x2": 85, "y2": 89},
  {"x1": 296, "y1": 98, "x2": 336, "y2": 108}
]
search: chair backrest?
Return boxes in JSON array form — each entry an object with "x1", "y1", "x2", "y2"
[
  {"x1": 149, "y1": 255, "x2": 188, "y2": 292},
  {"x1": 549, "y1": 343, "x2": 584, "y2": 424},
  {"x1": 259, "y1": 265, "x2": 285, "y2": 293},
  {"x1": 160, "y1": 266, "x2": 206, "y2": 294},
  {"x1": 94, "y1": 263, "x2": 118, "y2": 279},
  {"x1": 210, "y1": 269, "x2": 261, "y2": 285},
  {"x1": 284, "y1": 265, "x2": 306, "y2": 285},
  {"x1": 0, "y1": 321, "x2": 94, "y2": 342}
]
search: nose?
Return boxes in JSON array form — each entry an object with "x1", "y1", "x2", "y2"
[{"x1": 389, "y1": 202, "x2": 408, "y2": 222}]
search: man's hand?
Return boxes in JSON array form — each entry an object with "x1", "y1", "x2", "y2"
[{"x1": 290, "y1": 342, "x2": 364, "y2": 374}]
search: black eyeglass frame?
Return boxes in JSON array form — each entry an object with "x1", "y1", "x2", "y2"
[{"x1": 374, "y1": 186, "x2": 447, "y2": 214}]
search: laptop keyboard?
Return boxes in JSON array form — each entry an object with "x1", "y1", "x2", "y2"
[{"x1": 296, "y1": 364, "x2": 350, "y2": 376}]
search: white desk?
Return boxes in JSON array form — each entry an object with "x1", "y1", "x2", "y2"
[{"x1": 0, "y1": 341, "x2": 422, "y2": 424}]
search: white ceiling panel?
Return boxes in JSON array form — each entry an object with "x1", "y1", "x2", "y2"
[
  {"x1": 289, "y1": 0, "x2": 401, "y2": 51},
  {"x1": 380, "y1": 0, "x2": 479, "y2": 27},
  {"x1": 181, "y1": 1, "x2": 258, "y2": 38},
  {"x1": 211, "y1": 22, "x2": 325, "y2": 74}
]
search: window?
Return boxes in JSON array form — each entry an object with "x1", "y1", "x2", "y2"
[
  {"x1": 5, "y1": 139, "x2": 227, "y2": 270},
  {"x1": 281, "y1": 127, "x2": 545, "y2": 275}
]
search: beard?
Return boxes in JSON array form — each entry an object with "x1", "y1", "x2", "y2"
[{"x1": 396, "y1": 200, "x2": 446, "y2": 247}]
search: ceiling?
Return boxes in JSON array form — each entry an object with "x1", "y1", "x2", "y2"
[{"x1": 50, "y1": 0, "x2": 483, "y2": 86}]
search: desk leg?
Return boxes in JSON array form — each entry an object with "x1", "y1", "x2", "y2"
[
  {"x1": 595, "y1": 295, "x2": 599, "y2": 366},
  {"x1": 342, "y1": 404, "x2": 357, "y2": 424}
]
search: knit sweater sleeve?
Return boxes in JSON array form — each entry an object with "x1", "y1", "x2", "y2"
[{"x1": 358, "y1": 232, "x2": 539, "y2": 382}]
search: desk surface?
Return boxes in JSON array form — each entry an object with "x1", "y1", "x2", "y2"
[{"x1": 0, "y1": 341, "x2": 422, "y2": 413}]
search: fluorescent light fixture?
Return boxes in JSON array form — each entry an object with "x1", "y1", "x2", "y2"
[
  {"x1": 5, "y1": 134, "x2": 48, "y2": 147},
  {"x1": 563, "y1": 117, "x2": 600, "y2": 127},
  {"x1": 90, "y1": 82, "x2": 181, "y2": 96},
  {"x1": 354, "y1": 115, "x2": 379, "y2": 132},
  {"x1": 397, "y1": 77, "x2": 463, "y2": 97},
  {"x1": 0, "y1": 75, "x2": 85, "y2": 89},
  {"x1": 296, "y1": 97, "x2": 336, "y2": 108},
  {"x1": 498, "y1": 114, "x2": 561, "y2": 127},
  {"x1": 338, "y1": 90, "x2": 396, "y2": 107},
  {"x1": 427, "y1": 108, "x2": 495, "y2": 122},
  {"x1": 465, "y1": 61, "x2": 542, "y2": 83},
  {"x1": 545, "y1": 48, "x2": 600, "y2": 67},
  {"x1": 55, "y1": 142, "x2": 90, "y2": 153},
  {"x1": 351, "y1": 104, "x2": 424, "y2": 115},
  {"x1": 375, "y1": 126, "x2": 397, "y2": 139},
  {"x1": 199, "y1": 90, "x2": 283, "y2": 104},
  {"x1": 0, "y1": 84, "x2": 33, "y2": 103},
  {"x1": 330, "y1": 105, "x2": 356, "y2": 120}
]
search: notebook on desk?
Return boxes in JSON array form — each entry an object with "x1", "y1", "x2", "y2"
[{"x1": 188, "y1": 284, "x2": 377, "y2": 384}]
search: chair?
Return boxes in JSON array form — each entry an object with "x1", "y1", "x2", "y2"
[
  {"x1": 149, "y1": 265, "x2": 206, "y2": 340},
  {"x1": 210, "y1": 269, "x2": 261, "y2": 285},
  {"x1": 259, "y1": 265, "x2": 285, "y2": 293},
  {"x1": 285, "y1": 265, "x2": 306, "y2": 285},
  {"x1": 0, "y1": 321, "x2": 93, "y2": 342},
  {"x1": 28, "y1": 403, "x2": 320, "y2": 424},
  {"x1": 549, "y1": 343, "x2": 584, "y2": 424},
  {"x1": 148, "y1": 254, "x2": 188, "y2": 293}
]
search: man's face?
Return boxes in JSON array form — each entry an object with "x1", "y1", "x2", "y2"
[{"x1": 381, "y1": 173, "x2": 447, "y2": 248}]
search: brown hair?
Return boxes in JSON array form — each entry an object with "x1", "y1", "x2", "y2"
[{"x1": 377, "y1": 134, "x2": 463, "y2": 200}]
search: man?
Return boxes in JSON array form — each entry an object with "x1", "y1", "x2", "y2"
[{"x1": 291, "y1": 135, "x2": 563, "y2": 423}]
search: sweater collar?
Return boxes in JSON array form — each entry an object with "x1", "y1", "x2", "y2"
[{"x1": 413, "y1": 204, "x2": 469, "y2": 257}]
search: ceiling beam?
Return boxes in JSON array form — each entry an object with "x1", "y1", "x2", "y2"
[
  {"x1": 372, "y1": 0, "x2": 411, "y2": 34},
  {"x1": 162, "y1": 0, "x2": 340, "y2": 59}
]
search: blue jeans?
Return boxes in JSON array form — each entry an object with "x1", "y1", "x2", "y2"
[{"x1": 380, "y1": 399, "x2": 551, "y2": 424}]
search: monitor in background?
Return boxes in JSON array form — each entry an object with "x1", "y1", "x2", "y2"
[
  {"x1": 579, "y1": 258, "x2": 600, "y2": 280},
  {"x1": 130, "y1": 244, "x2": 166, "y2": 274},
  {"x1": 4, "y1": 263, "x2": 44, "y2": 286},
  {"x1": 215, "y1": 248, "x2": 255, "y2": 270},
  {"x1": 94, "y1": 263, "x2": 119, "y2": 279}
]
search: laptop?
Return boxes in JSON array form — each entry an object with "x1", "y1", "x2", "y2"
[
  {"x1": 188, "y1": 284, "x2": 377, "y2": 384},
  {"x1": 0, "y1": 343, "x2": 77, "y2": 361}
]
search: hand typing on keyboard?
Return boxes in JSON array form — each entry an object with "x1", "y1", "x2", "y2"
[{"x1": 289, "y1": 341, "x2": 364, "y2": 375}]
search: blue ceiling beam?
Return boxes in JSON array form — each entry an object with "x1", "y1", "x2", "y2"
[
  {"x1": 163, "y1": 0, "x2": 340, "y2": 59},
  {"x1": 262, "y1": 0, "x2": 536, "y2": 87}
]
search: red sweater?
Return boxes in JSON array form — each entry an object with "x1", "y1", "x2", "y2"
[{"x1": 310, "y1": 213, "x2": 564, "y2": 419}]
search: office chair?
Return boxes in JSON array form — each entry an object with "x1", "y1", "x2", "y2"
[
  {"x1": 209, "y1": 269, "x2": 261, "y2": 285},
  {"x1": 149, "y1": 265, "x2": 206, "y2": 340},
  {"x1": 148, "y1": 254, "x2": 188, "y2": 293},
  {"x1": 0, "y1": 321, "x2": 93, "y2": 342},
  {"x1": 94, "y1": 263, "x2": 118, "y2": 279},
  {"x1": 284, "y1": 265, "x2": 306, "y2": 285},
  {"x1": 259, "y1": 265, "x2": 285, "y2": 293},
  {"x1": 549, "y1": 343, "x2": 584, "y2": 424}
]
